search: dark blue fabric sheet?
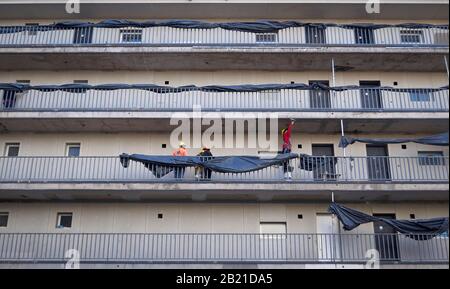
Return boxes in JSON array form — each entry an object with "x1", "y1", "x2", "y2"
[
  {"x1": 1, "y1": 82, "x2": 447, "y2": 94},
  {"x1": 329, "y1": 203, "x2": 449, "y2": 239},
  {"x1": 339, "y1": 132, "x2": 449, "y2": 148},
  {"x1": 1, "y1": 20, "x2": 447, "y2": 34},
  {"x1": 120, "y1": 153, "x2": 298, "y2": 175}
]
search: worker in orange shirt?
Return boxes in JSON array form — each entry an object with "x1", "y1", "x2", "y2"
[{"x1": 173, "y1": 142, "x2": 187, "y2": 178}]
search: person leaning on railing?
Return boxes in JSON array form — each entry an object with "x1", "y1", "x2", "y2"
[
  {"x1": 172, "y1": 142, "x2": 188, "y2": 179},
  {"x1": 196, "y1": 147, "x2": 213, "y2": 181},
  {"x1": 282, "y1": 119, "x2": 295, "y2": 180}
]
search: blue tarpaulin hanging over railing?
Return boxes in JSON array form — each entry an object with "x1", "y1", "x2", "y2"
[
  {"x1": 119, "y1": 153, "x2": 299, "y2": 175},
  {"x1": 0, "y1": 20, "x2": 447, "y2": 34},
  {"x1": 339, "y1": 132, "x2": 449, "y2": 148},
  {"x1": 329, "y1": 203, "x2": 449, "y2": 239},
  {"x1": 1, "y1": 82, "x2": 448, "y2": 94}
]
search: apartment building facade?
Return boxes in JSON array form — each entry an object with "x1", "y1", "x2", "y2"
[{"x1": 0, "y1": 0, "x2": 448, "y2": 269}]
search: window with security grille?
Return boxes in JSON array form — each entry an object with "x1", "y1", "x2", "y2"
[
  {"x1": 66, "y1": 143, "x2": 81, "y2": 157},
  {"x1": 400, "y1": 30, "x2": 423, "y2": 43},
  {"x1": 409, "y1": 91, "x2": 432, "y2": 102},
  {"x1": 418, "y1": 151, "x2": 445, "y2": 166},
  {"x1": 255, "y1": 33, "x2": 278, "y2": 43},
  {"x1": 56, "y1": 213, "x2": 73, "y2": 229},
  {"x1": 4, "y1": 143, "x2": 20, "y2": 157},
  {"x1": 121, "y1": 29, "x2": 143, "y2": 43}
]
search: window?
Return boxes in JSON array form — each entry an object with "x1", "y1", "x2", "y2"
[
  {"x1": 120, "y1": 29, "x2": 143, "y2": 43},
  {"x1": 400, "y1": 30, "x2": 423, "y2": 44},
  {"x1": 56, "y1": 213, "x2": 73, "y2": 229},
  {"x1": 418, "y1": 151, "x2": 445, "y2": 166},
  {"x1": 0, "y1": 213, "x2": 9, "y2": 227},
  {"x1": 439, "y1": 231, "x2": 449, "y2": 238},
  {"x1": 4, "y1": 143, "x2": 20, "y2": 157},
  {"x1": 409, "y1": 91, "x2": 432, "y2": 102},
  {"x1": 25, "y1": 23, "x2": 39, "y2": 36},
  {"x1": 259, "y1": 222, "x2": 287, "y2": 239},
  {"x1": 66, "y1": 143, "x2": 81, "y2": 157},
  {"x1": 255, "y1": 33, "x2": 278, "y2": 43}
]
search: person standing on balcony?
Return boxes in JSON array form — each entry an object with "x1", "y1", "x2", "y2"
[
  {"x1": 198, "y1": 147, "x2": 213, "y2": 181},
  {"x1": 282, "y1": 119, "x2": 295, "y2": 180},
  {"x1": 173, "y1": 142, "x2": 188, "y2": 179}
]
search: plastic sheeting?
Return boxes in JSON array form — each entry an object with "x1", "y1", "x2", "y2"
[
  {"x1": 339, "y1": 132, "x2": 449, "y2": 148},
  {"x1": 1, "y1": 20, "x2": 447, "y2": 34},
  {"x1": 1, "y1": 82, "x2": 448, "y2": 94},
  {"x1": 329, "y1": 203, "x2": 449, "y2": 239},
  {"x1": 119, "y1": 153, "x2": 299, "y2": 175},
  {"x1": 298, "y1": 154, "x2": 338, "y2": 172}
]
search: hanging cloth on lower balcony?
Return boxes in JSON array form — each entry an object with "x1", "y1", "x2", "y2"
[
  {"x1": 328, "y1": 203, "x2": 449, "y2": 240},
  {"x1": 119, "y1": 153, "x2": 299, "y2": 177},
  {"x1": 338, "y1": 132, "x2": 449, "y2": 149}
]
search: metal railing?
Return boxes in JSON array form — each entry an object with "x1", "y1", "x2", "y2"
[
  {"x1": 0, "y1": 25, "x2": 448, "y2": 48},
  {"x1": 0, "y1": 156, "x2": 448, "y2": 183},
  {"x1": 1, "y1": 88, "x2": 448, "y2": 112},
  {"x1": 0, "y1": 233, "x2": 447, "y2": 264}
]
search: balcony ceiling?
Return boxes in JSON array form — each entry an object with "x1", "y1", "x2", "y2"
[
  {"x1": 0, "y1": 47, "x2": 448, "y2": 72},
  {"x1": 0, "y1": 1, "x2": 448, "y2": 20},
  {"x1": 0, "y1": 114, "x2": 448, "y2": 133},
  {"x1": 0, "y1": 182, "x2": 448, "y2": 202}
]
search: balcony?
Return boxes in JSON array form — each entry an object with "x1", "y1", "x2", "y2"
[
  {"x1": 1, "y1": 85, "x2": 448, "y2": 133},
  {"x1": 0, "y1": 22, "x2": 448, "y2": 71},
  {"x1": 0, "y1": 155, "x2": 448, "y2": 202},
  {"x1": 1, "y1": 86, "x2": 448, "y2": 113},
  {"x1": 0, "y1": 23, "x2": 448, "y2": 48},
  {"x1": 0, "y1": 156, "x2": 448, "y2": 184},
  {"x1": 0, "y1": 233, "x2": 448, "y2": 265}
]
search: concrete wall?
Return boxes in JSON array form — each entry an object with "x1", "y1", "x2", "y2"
[
  {"x1": 0, "y1": 201, "x2": 447, "y2": 234},
  {"x1": 1, "y1": 132, "x2": 448, "y2": 156},
  {"x1": 0, "y1": 70, "x2": 448, "y2": 88}
]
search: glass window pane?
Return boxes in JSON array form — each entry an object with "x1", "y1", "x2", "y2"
[
  {"x1": 0, "y1": 213, "x2": 9, "y2": 227},
  {"x1": 57, "y1": 213, "x2": 73, "y2": 228}
]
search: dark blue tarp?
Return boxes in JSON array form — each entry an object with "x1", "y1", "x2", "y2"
[
  {"x1": 339, "y1": 132, "x2": 449, "y2": 148},
  {"x1": 298, "y1": 154, "x2": 338, "y2": 172},
  {"x1": 1, "y1": 82, "x2": 448, "y2": 94},
  {"x1": 1, "y1": 20, "x2": 447, "y2": 34},
  {"x1": 329, "y1": 203, "x2": 449, "y2": 239},
  {"x1": 120, "y1": 153, "x2": 298, "y2": 175}
]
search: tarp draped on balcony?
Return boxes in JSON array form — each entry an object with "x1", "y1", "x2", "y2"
[
  {"x1": 329, "y1": 203, "x2": 449, "y2": 239},
  {"x1": 1, "y1": 82, "x2": 448, "y2": 93},
  {"x1": 0, "y1": 20, "x2": 447, "y2": 34},
  {"x1": 119, "y1": 153, "x2": 299, "y2": 175},
  {"x1": 339, "y1": 132, "x2": 449, "y2": 148},
  {"x1": 119, "y1": 153, "x2": 339, "y2": 177}
]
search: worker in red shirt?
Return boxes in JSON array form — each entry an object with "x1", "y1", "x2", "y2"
[{"x1": 282, "y1": 119, "x2": 295, "y2": 180}]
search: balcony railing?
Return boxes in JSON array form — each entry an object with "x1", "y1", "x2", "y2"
[
  {"x1": 0, "y1": 233, "x2": 447, "y2": 264},
  {"x1": 0, "y1": 156, "x2": 448, "y2": 183},
  {"x1": 1, "y1": 87, "x2": 448, "y2": 112},
  {"x1": 0, "y1": 23, "x2": 448, "y2": 48}
]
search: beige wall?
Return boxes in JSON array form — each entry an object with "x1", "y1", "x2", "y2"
[
  {"x1": 0, "y1": 201, "x2": 447, "y2": 234},
  {"x1": 0, "y1": 70, "x2": 447, "y2": 88},
  {"x1": 1, "y1": 132, "x2": 448, "y2": 156}
]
